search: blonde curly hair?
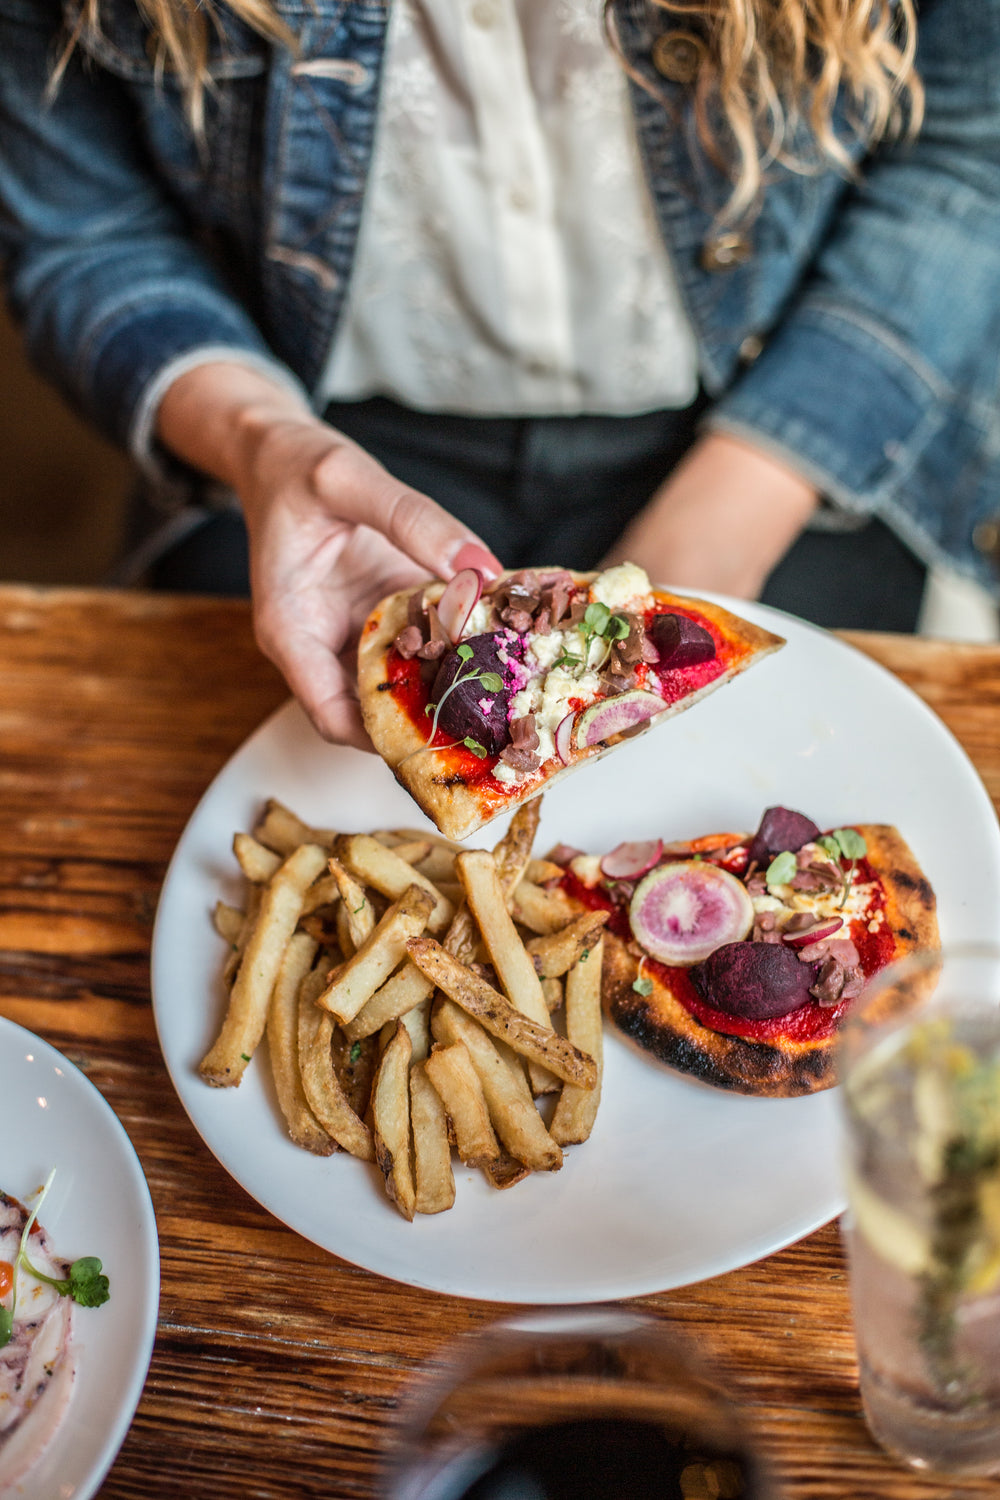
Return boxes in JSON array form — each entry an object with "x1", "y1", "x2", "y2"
[
  {"x1": 607, "y1": 0, "x2": 923, "y2": 222},
  {"x1": 57, "y1": 0, "x2": 922, "y2": 217}
]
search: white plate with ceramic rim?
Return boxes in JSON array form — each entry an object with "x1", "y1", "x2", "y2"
[
  {"x1": 0, "y1": 1016, "x2": 159, "y2": 1496},
  {"x1": 151, "y1": 598, "x2": 1000, "y2": 1302}
]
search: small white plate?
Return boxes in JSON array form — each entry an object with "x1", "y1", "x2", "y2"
[
  {"x1": 0, "y1": 1017, "x2": 159, "y2": 1496},
  {"x1": 151, "y1": 600, "x2": 1000, "y2": 1302}
]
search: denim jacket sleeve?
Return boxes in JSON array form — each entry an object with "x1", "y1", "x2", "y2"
[
  {"x1": 704, "y1": 0, "x2": 1000, "y2": 592},
  {"x1": 0, "y1": 0, "x2": 305, "y2": 473}
]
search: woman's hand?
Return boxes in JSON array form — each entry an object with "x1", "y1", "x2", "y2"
[
  {"x1": 602, "y1": 431, "x2": 819, "y2": 598},
  {"x1": 156, "y1": 362, "x2": 500, "y2": 748}
]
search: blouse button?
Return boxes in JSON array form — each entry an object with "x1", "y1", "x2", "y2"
[
  {"x1": 738, "y1": 333, "x2": 765, "y2": 364},
  {"x1": 651, "y1": 31, "x2": 706, "y2": 85},
  {"x1": 700, "y1": 232, "x2": 753, "y2": 272}
]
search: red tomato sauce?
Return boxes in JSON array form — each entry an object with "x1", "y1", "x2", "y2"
[{"x1": 0, "y1": 1260, "x2": 13, "y2": 1298}]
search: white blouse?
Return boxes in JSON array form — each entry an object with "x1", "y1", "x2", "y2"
[{"x1": 320, "y1": 0, "x2": 701, "y2": 416}]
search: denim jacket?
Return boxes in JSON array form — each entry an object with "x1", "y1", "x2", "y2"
[{"x1": 1, "y1": 0, "x2": 999, "y2": 590}]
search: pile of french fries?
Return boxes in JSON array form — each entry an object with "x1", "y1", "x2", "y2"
[{"x1": 201, "y1": 795, "x2": 611, "y2": 1218}]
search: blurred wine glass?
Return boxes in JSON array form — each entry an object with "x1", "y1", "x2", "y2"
[{"x1": 381, "y1": 1308, "x2": 779, "y2": 1500}]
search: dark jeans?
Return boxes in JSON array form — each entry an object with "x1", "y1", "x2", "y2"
[{"x1": 150, "y1": 395, "x2": 926, "y2": 632}]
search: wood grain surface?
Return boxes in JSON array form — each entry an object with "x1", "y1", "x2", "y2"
[{"x1": 1, "y1": 587, "x2": 999, "y2": 1500}]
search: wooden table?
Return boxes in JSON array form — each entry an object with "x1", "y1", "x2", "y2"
[{"x1": 2, "y1": 586, "x2": 999, "y2": 1500}]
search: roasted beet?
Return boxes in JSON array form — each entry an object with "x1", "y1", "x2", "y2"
[
  {"x1": 429, "y1": 633, "x2": 518, "y2": 754},
  {"x1": 689, "y1": 941, "x2": 819, "y2": 1020},
  {"x1": 746, "y1": 806, "x2": 821, "y2": 868},
  {"x1": 649, "y1": 613, "x2": 717, "y2": 669}
]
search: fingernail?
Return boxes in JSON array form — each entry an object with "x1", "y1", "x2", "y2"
[{"x1": 451, "y1": 541, "x2": 501, "y2": 580}]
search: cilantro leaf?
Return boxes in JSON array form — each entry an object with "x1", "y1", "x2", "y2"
[
  {"x1": 67, "y1": 1257, "x2": 110, "y2": 1308},
  {"x1": 632, "y1": 975, "x2": 654, "y2": 996},
  {"x1": 0, "y1": 1307, "x2": 12, "y2": 1349}
]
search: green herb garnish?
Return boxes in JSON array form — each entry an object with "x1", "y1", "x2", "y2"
[
  {"x1": 0, "y1": 1170, "x2": 110, "y2": 1349},
  {"x1": 349, "y1": 1041, "x2": 363, "y2": 1065},
  {"x1": 765, "y1": 850, "x2": 797, "y2": 888},
  {"x1": 633, "y1": 975, "x2": 654, "y2": 996},
  {"x1": 818, "y1": 828, "x2": 868, "y2": 906}
]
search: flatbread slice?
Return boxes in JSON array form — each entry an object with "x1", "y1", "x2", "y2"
[
  {"x1": 358, "y1": 564, "x2": 784, "y2": 841},
  {"x1": 574, "y1": 822, "x2": 938, "y2": 1097}
]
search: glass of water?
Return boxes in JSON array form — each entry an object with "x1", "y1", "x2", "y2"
[
  {"x1": 838, "y1": 945, "x2": 1000, "y2": 1475},
  {"x1": 381, "y1": 1308, "x2": 778, "y2": 1500}
]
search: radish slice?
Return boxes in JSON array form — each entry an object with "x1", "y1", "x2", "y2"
[
  {"x1": 573, "y1": 689, "x2": 665, "y2": 749},
  {"x1": 629, "y1": 861, "x2": 754, "y2": 966},
  {"x1": 782, "y1": 916, "x2": 843, "y2": 948},
  {"x1": 436, "y1": 568, "x2": 483, "y2": 644},
  {"x1": 601, "y1": 839, "x2": 663, "y2": 881},
  {"x1": 554, "y1": 712, "x2": 575, "y2": 765}
]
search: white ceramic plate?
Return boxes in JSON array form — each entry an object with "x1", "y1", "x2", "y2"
[
  {"x1": 0, "y1": 1016, "x2": 159, "y2": 1495},
  {"x1": 151, "y1": 600, "x2": 1000, "y2": 1303}
]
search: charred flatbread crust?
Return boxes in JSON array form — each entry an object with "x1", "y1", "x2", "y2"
[
  {"x1": 357, "y1": 571, "x2": 785, "y2": 842},
  {"x1": 600, "y1": 824, "x2": 938, "y2": 1098}
]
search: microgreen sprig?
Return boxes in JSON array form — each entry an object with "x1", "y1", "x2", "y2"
[
  {"x1": 817, "y1": 827, "x2": 868, "y2": 907},
  {"x1": 0, "y1": 1170, "x2": 110, "y2": 1349},
  {"x1": 556, "y1": 603, "x2": 631, "y2": 674},
  {"x1": 765, "y1": 849, "x2": 797, "y2": 889}
]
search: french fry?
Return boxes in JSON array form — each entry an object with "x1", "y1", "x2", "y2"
[
  {"x1": 410, "y1": 1062, "x2": 456, "y2": 1214},
  {"x1": 551, "y1": 938, "x2": 605, "y2": 1146},
  {"x1": 414, "y1": 844, "x2": 457, "y2": 884},
  {"x1": 233, "y1": 832, "x2": 282, "y2": 884},
  {"x1": 300, "y1": 872, "x2": 343, "y2": 915},
  {"x1": 407, "y1": 937, "x2": 597, "y2": 1090},
  {"x1": 424, "y1": 1041, "x2": 500, "y2": 1167},
  {"x1": 526, "y1": 910, "x2": 610, "y2": 978},
  {"x1": 334, "y1": 833, "x2": 454, "y2": 935},
  {"x1": 253, "y1": 797, "x2": 337, "y2": 854},
  {"x1": 330, "y1": 1025, "x2": 378, "y2": 1121},
  {"x1": 492, "y1": 797, "x2": 542, "y2": 900},
  {"x1": 433, "y1": 999, "x2": 562, "y2": 1172},
  {"x1": 395, "y1": 998, "x2": 431, "y2": 1063},
  {"x1": 213, "y1": 901, "x2": 245, "y2": 946},
  {"x1": 510, "y1": 878, "x2": 578, "y2": 934},
  {"x1": 387, "y1": 838, "x2": 434, "y2": 867},
  {"x1": 317, "y1": 885, "x2": 436, "y2": 1024},
  {"x1": 343, "y1": 962, "x2": 435, "y2": 1042},
  {"x1": 326, "y1": 856, "x2": 377, "y2": 950},
  {"x1": 372, "y1": 1021, "x2": 416, "y2": 1220},
  {"x1": 265, "y1": 930, "x2": 336, "y2": 1155},
  {"x1": 219, "y1": 888, "x2": 261, "y2": 988},
  {"x1": 456, "y1": 849, "x2": 558, "y2": 1094},
  {"x1": 525, "y1": 858, "x2": 566, "y2": 886},
  {"x1": 297, "y1": 975, "x2": 375, "y2": 1159},
  {"x1": 200, "y1": 841, "x2": 329, "y2": 1086},
  {"x1": 540, "y1": 976, "x2": 563, "y2": 1014},
  {"x1": 482, "y1": 1151, "x2": 531, "y2": 1191}
]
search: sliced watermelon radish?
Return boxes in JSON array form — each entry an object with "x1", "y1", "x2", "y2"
[
  {"x1": 573, "y1": 689, "x2": 665, "y2": 749},
  {"x1": 554, "y1": 712, "x2": 576, "y2": 765},
  {"x1": 601, "y1": 839, "x2": 663, "y2": 881},
  {"x1": 629, "y1": 861, "x2": 754, "y2": 966},
  {"x1": 782, "y1": 916, "x2": 843, "y2": 948},
  {"x1": 437, "y1": 568, "x2": 483, "y2": 644}
]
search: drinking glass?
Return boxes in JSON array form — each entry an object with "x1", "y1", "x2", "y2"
[
  {"x1": 381, "y1": 1307, "x2": 778, "y2": 1500},
  {"x1": 838, "y1": 945, "x2": 1000, "y2": 1475}
]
